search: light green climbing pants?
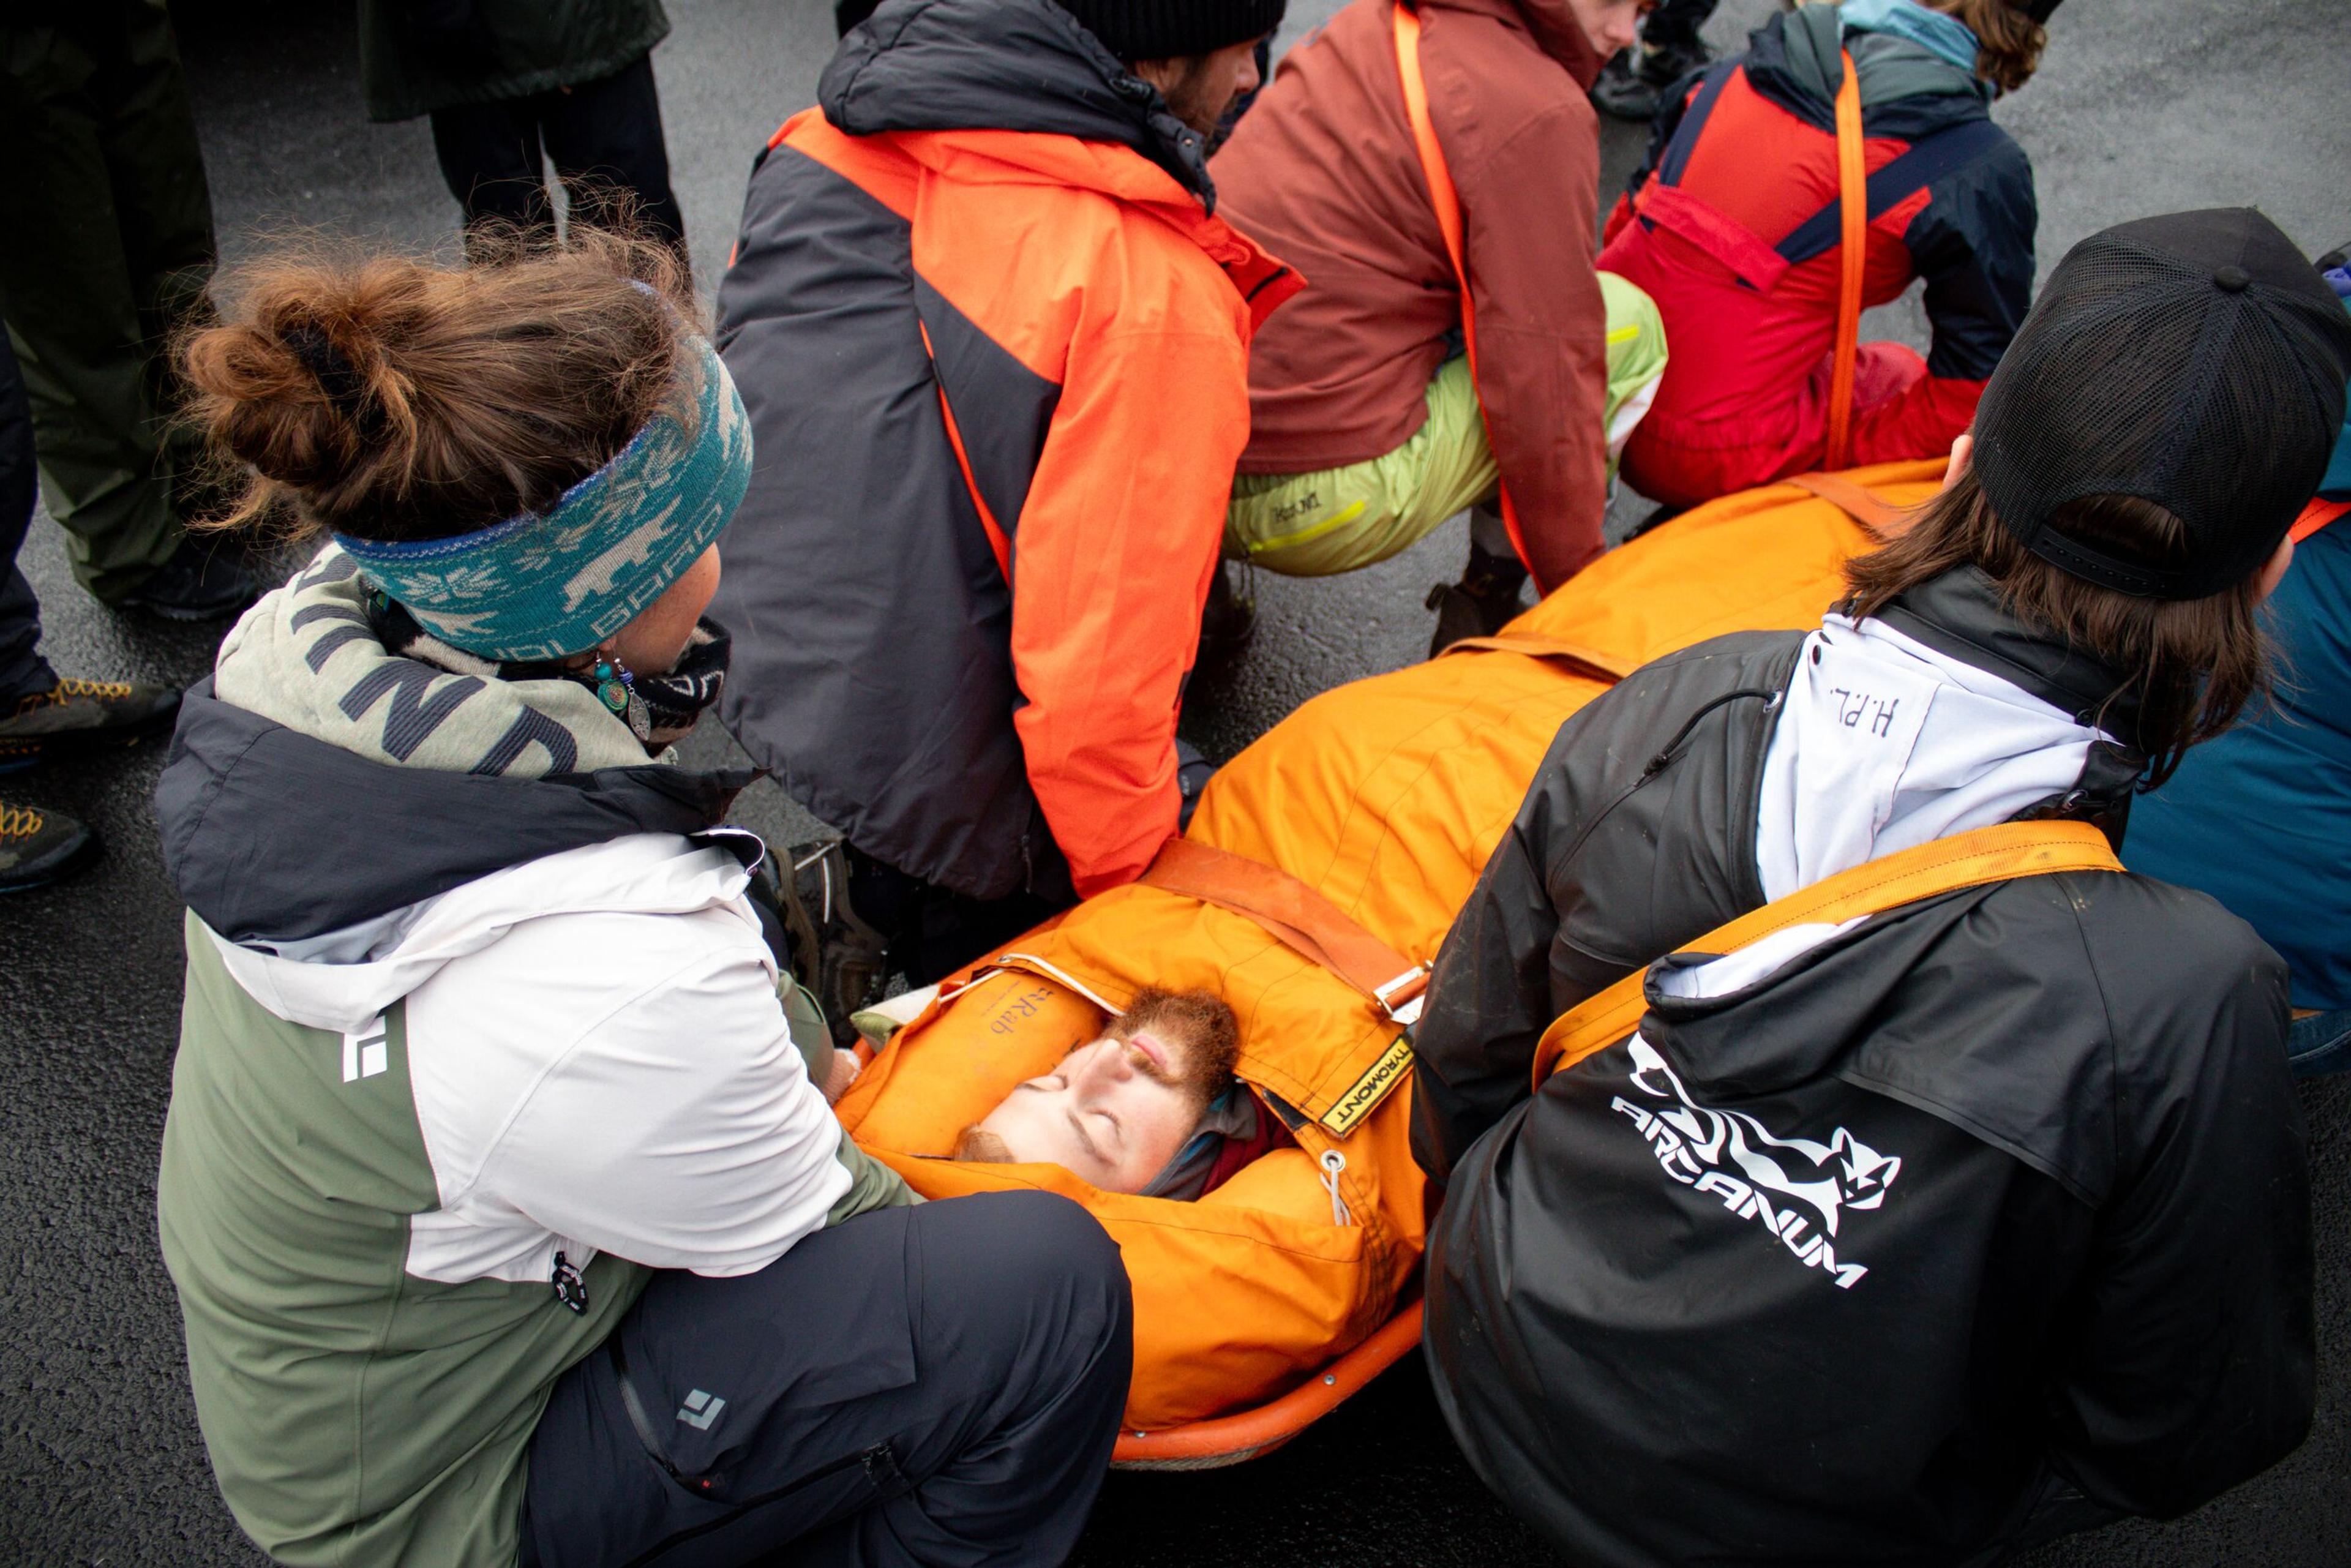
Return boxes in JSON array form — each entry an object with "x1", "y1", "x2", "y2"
[{"x1": 1226, "y1": 271, "x2": 1668, "y2": 578}]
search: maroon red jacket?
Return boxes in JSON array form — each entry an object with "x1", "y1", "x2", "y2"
[{"x1": 1212, "y1": 0, "x2": 1608, "y2": 591}]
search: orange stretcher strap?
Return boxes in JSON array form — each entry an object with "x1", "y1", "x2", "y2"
[
  {"x1": 2292, "y1": 496, "x2": 2350, "y2": 544},
  {"x1": 1824, "y1": 50, "x2": 1867, "y2": 471},
  {"x1": 1783, "y1": 470, "x2": 1907, "y2": 535},
  {"x1": 1392, "y1": 1, "x2": 1534, "y2": 583},
  {"x1": 1143, "y1": 838, "x2": 1428, "y2": 1022},
  {"x1": 1530, "y1": 819, "x2": 2123, "y2": 1088}
]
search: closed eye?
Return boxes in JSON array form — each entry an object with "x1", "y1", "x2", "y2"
[{"x1": 1065, "y1": 1108, "x2": 1109, "y2": 1168}]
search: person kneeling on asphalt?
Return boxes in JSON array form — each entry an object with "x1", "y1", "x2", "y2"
[
  {"x1": 1212, "y1": 0, "x2": 1660, "y2": 656},
  {"x1": 1599, "y1": 0, "x2": 2057, "y2": 512},
  {"x1": 1411, "y1": 208, "x2": 2349, "y2": 1566},
  {"x1": 713, "y1": 0, "x2": 1296, "y2": 1005},
  {"x1": 152, "y1": 235, "x2": 1131, "y2": 1568}
]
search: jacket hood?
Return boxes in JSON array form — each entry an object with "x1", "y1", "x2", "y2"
[
  {"x1": 1424, "y1": 0, "x2": 1608, "y2": 91},
  {"x1": 1747, "y1": 4, "x2": 1991, "y2": 137},
  {"x1": 157, "y1": 678, "x2": 754, "y2": 951},
  {"x1": 822, "y1": 0, "x2": 1218, "y2": 206},
  {"x1": 1875, "y1": 565, "x2": 2148, "y2": 765},
  {"x1": 201, "y1": 831, "x2": 762, "y2": 1036}
]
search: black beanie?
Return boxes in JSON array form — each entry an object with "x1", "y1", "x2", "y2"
[{"x1": 1053, "y1": 0, "x2": 1285, "y2": 64}]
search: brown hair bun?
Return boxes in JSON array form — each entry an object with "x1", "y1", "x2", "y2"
[{"x1": 181, "y1": 228, "x2": 693, "y2": 545}]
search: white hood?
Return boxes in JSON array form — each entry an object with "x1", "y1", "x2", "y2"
[
  {"x1": 203, "y1": 831, "x2": 763, "y2": 1036},
  {"x1": 1754, "y1": 613, "x2": 2109, "y2": 904}
]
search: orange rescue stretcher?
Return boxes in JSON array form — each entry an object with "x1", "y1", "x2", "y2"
[{"x1": 830, "y1": 459, "x2": 1950, "y2": 1468}]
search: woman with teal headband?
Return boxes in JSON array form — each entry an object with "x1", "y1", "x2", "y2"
[{"x1": 151, "y1": 234, "x2": 1134, "y2": 1568}]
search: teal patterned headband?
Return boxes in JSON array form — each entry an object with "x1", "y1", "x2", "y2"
[{"x1": 334, "y1": 334, "x2": 752, "y2": 662}]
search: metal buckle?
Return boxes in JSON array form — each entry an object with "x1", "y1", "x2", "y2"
[{"x1": 1372, "y1": 966, "x2": 1429, "y2": 1027}]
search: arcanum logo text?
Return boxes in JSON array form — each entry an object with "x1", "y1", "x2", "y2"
[{"x1": 1610, "y1": 1036, "x2": 1902, "y2": 1290}]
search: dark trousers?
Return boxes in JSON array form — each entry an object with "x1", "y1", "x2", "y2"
[
  {"x1": 522, "y1": 1191, "x2": 1133, "y2": 1568},
  {"x1": 0, "y1": 0, "x2": 216, "y2": 601},
  {"x1": 428, "y1": 53, "x2": 687, "y2": 261},
  {"x1": 0, "y1": 330, "x2": 54, "y2": 706},
  {"x1": 844, "y1": 842, "x2": 1074, "y2": 989},
  {"x1": 1642, "y1": 0, "x2": 1720, "y2": 53}
]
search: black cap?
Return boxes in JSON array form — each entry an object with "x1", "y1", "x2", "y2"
[
  {"x1": 1973, "y1": 208, "x2": 2351, "y2": 599},
  {"x1": 2011, "y1": 0, "x2": 2062, "y2": 23},
  {"x1": 1054, "y1": 0, "x2": 1284, "y2": 64}
]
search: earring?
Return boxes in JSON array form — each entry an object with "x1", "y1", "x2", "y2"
[{"x1": 592, "y1": 650, "x2": 635, "y2": 715}]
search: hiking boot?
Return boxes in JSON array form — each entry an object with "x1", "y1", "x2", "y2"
[
  {"x1": 0, "y1": 802, "x2": 99, "y2": 893},
  {"x1": 1198, "y1": 560, "x2": 1256, "y2": 672},
  {"x1": 771, "y1": 838, "x2": 893, "y2": 1046},
  {"x1": 119, "y1": 536, "x2": 262, "y2": 623},
  {"x1": 1591, "y1": 37, "x2": 1711, "y2": 123},
  {"x1": 0, "y1": 677, "x2": 181, "y2": 772},
  {"x1": 1425, "y1": 541, "x2": 1531, "y2": 659}
]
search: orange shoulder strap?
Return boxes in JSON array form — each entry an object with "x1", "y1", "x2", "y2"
[
  {"x1": 1824, "y1": 48, "x2": 1867, "y2": 471},
  {"x1": 2292, "y1": 495, "x2": 2350, "y2": 544},
  {"x1": 1529, "y1": 819, "x2": 2123, "y2": 1087},
  {"x1": 1391, "y1": 1, "x2": 1532, "y2": 579},
  {"x1": 1142, "y1": 838, "x2": 1429, "y2": 1022}
]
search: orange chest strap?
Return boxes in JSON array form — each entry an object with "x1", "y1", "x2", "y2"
[
  {"x1": 1142, "y1": 838, "x2": 1429, "y2": 1026},
  {"x1": 1529, "y1": 819, "x2": 2124, "y2": 1089},
  {"x1": 1390, "y1": 1, "x2": 1533, "y2": 581}
]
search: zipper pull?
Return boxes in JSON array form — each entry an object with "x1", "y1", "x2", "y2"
[
  {"x1": 1319, "y1": 1149, "x2": 1352, "y2": 1227},
  {"x1": 552, "y1": 1250, "x2": 589, "y2": 1315}
]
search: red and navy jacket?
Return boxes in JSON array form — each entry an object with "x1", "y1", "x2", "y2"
[{"x1": 1598, "y1": 6, "x2": 2036, "y2": 470}]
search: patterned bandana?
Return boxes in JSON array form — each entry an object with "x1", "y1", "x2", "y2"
[{"x1": 333, "y1": 334, "x2": 752, "y2": 662}]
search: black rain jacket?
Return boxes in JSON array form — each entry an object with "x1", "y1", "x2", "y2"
[{"x1": 1412, "y1": 566, "x2": 2313, "y2": 1567}]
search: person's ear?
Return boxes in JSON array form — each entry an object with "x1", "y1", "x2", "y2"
[
  {"x1": 1939, "y1": 432, "x2": 1973, "y2": 494},
  {"x1": 2255, "y1": 532, "x2": 2296, "y2": 601}
]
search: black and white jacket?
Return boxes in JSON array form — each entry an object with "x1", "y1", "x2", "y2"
[{"x1": 1412, "y1": 565, "x2": 2312, "y2": 1567}]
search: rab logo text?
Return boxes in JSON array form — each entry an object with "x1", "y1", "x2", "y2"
[{"x1": 1610, "y1": 1037, "x2": 1900, "y2": 1290}]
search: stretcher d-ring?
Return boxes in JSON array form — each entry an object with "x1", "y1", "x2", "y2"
[{"x1": 1109, "y1": 1297, "x2": 1426, "y2": 1470}]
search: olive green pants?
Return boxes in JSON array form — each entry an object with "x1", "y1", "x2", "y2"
[
  {"x1": 0, "y1": 1, "x2": 218, "y2": 602},
  {"x1": 1228, "y1": 271, "x2": 1668, "y2": 577}
]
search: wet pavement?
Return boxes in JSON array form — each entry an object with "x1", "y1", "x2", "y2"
[{"x1": 3, "y1": 1, "x2": 2347, "y2": 1562}]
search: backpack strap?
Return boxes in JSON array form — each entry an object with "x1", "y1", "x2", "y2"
[
  {"x1": 1391, "y1": 1, "x2": 1533, "y2": 582},
  {"x1": 1141, "y1": 838, "x2": 1430, "y2": 1026},
  {"x1": 2291, "y1": 496, "x2": 2349, "y2": 544},
  {"x1": 1824, "y1": 50, "x2": 1867, "y2": 471},
  {"x1": 1529, "y1": 819, "x2": 2123, "y2": 1088}
]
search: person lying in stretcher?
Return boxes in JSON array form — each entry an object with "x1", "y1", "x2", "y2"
[{"x1": 949, "y1": 988, "x2": 1290, "y2": 1198}]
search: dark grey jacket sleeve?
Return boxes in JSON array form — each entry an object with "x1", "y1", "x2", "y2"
[
  {"x1": 2046, "y1": 918, "x2": 2312, "y2": 1518},
  {"x1": 1409, "y1": 776, "x2": 1569, "y2": 1187}
]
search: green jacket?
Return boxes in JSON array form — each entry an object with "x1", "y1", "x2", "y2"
[
  {"x1": 155, "y1": 557, "x2": 913, "y2": 1566},
  {"x1": 358, "y1": 0, "x2": 671, "y2": 122}
]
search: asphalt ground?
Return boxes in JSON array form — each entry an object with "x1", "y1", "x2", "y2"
[{"x1": 2, "y1": 1, "x2": 2347, "y2": 1563}]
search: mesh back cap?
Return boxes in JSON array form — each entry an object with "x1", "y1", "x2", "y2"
[{"x1": 1973, "y1": 208, "x2": 2351, "y2": 599}]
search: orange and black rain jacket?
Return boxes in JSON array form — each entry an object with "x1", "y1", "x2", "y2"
[{"x1": 712, "y1": 0, "x2": 1299, "y2": 902}]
